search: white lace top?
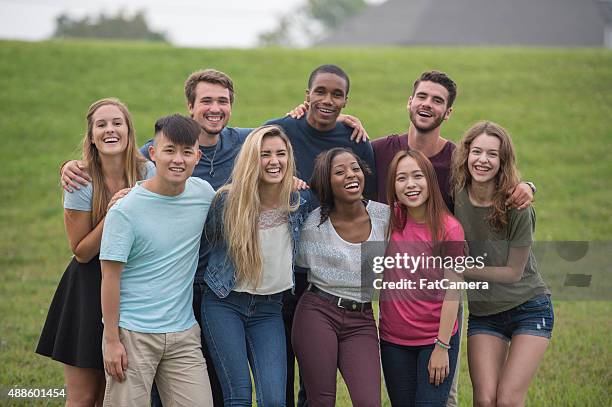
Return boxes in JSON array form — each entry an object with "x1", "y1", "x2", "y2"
[{"x1": 234, "y1": 209, "x2": 293, "y2": 295}]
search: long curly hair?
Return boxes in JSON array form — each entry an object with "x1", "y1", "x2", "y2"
[{"x1": 451, "y1": 121, "x2": 520, "y2": 231}]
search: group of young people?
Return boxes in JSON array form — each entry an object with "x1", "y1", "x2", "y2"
[{"x1": 36, "y1": 65, "x2": 553, "y2": 407}]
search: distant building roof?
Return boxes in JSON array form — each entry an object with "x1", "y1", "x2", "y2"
[{"x1": 318, "y1": 0, "x2": 609, "y2": 47}]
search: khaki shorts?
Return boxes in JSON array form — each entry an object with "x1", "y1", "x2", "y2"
[{"x1": 103, "y1": 323, "x2": 212, "y2": 407}]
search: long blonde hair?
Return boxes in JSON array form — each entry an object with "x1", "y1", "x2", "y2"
[
  {"x1": 451, "y1": 121, "x2": 520, "y2": 231},
  {"x1": 83, "y1": 98, "x2": 147, "y2": 225},
  {"x1": 219, "y1": 125, "x2": 298, "y2": 288}
]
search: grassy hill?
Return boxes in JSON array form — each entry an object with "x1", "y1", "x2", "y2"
[{"x1": 0, "y1": 40, "x2": 610, "y2": 406}]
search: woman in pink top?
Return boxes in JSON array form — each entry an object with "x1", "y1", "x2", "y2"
[{"x1": 379, "y1": 150, "x2": 465, "y2": 406}]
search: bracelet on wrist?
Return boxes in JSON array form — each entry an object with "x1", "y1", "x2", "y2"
[
  {"x1": 434, "y1": 337, "x2": 451, "y2": 350},
  {"x1": 525, "y1": 181, "x2": 537, "y2": 195}
]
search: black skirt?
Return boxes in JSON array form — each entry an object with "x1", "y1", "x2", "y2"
[{"x1": 36, "y1": 256, "x2": 103, "y2": 369}]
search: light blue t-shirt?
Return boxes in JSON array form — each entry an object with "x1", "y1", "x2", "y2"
[
  {"x1": 99, "y1": 177, "x2": 215, "y2": 333},
  {"x1": 63, "y1": 161, "x2": 156, "y2": 211}
]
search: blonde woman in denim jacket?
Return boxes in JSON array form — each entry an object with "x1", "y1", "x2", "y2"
[{"x1": 200, "y1": 125, "x2": 315, "y2": 407}]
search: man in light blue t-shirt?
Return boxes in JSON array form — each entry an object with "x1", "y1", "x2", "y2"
[{"x1": 100, "y1": 114, "x2": 215, "y2": 406}]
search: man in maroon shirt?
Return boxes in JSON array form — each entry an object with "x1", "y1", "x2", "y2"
[
  {"x1": 371, "y1": 71, "x2": 535, "y2": 407},
  {"x1": 372, "y1": 70, "x2": 533, "y2": 211}
]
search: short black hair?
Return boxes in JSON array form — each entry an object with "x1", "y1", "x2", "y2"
[
  {"x1": 307, "y1": 64, "x2": 350, "y2": 95},
  {"x1": 154, "y1": 114, "x2": 201, "y2": 146},
  {"x1": 413, "y1": 71, "x2": 458, "y2": 108}
]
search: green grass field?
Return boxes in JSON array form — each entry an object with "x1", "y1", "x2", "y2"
[{"x1": 0, "y1": 40, "x2": 610, "y2": 406}]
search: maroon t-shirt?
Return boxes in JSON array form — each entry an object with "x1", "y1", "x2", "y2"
[{"x1": 371, "y1": 133, "x2": 456, "y2": 211}]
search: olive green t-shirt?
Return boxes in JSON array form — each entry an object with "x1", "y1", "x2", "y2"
[{"x1": 454, "y1": 188, "x2": 550, "y2": 316}]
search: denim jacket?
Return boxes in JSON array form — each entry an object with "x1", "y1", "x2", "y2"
[{"x1": 202, "y1": 189, "x2": 316, "y2": 298}]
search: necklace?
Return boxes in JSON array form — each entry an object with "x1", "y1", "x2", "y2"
[{"x1": 201, "y1": 141, "x2": 219, "y2": 177}]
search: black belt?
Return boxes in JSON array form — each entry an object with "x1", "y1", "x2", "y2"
[{"x1": 308, "y1": 284, "x2": 372, "y2": 312}]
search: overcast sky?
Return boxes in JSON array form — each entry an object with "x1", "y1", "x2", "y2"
[{"x1": 0, "y1": 0, "x2": 385, "y2": 48}]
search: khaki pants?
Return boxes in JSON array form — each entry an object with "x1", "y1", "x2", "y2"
[{"x1": 103, "y1": 324, "x2": 213, "y2": 407}]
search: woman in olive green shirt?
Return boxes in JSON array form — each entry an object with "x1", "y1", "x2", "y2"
[{"x1": 451, "y1": 121, "x2": 553, "y2": 407}]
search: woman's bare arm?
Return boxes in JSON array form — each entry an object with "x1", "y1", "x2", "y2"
[{"x1": 462, "y1": 246, "x2": 531, "y2": 283}]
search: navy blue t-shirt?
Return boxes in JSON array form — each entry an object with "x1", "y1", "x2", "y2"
[
  {"x1": 265, "y1": 115, "x2": 377, "y2": 200},
  {"x1": 140, "y1": 126, "x2": 252, "y2": 191}
]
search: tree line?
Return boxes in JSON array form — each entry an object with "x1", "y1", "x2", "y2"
[{"x1": 53, "y1": 10, "x2": 168, "y2": 43}]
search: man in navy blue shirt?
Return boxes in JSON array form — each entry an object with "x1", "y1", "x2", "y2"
[
  {"x1": 268, "y1": 64, "x2": 377, "y2": 407},
  {"x1": 267, "y1": 65, "x2": 376, "y2": 196}
]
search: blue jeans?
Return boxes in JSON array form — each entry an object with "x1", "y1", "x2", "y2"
[
  {"x1": 201, "y1": 287, "x2": 287, "y2": 407},
  {"x1": 380, "y1": 332, "x2": 460, "y2": 407},
  {"x1": 467, "y1": 294, "x2": 554, "y2": 341}
]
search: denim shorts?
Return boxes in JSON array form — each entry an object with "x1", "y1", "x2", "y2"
[{"x1": 467, "y1": 295, "x2": 554, "y2": 342}]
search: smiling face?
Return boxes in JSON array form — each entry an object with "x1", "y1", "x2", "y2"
[
  {"x1": 90, "y1": 104, "x2": 129, "y2": 156},
  {"x1": 306, "y1": 72, "x2": 348, "y2": 131},
  {"x1": 259, "y1": 135, "x2": 288, "y2": 186},
  {"x1": 394, "y1": 155, "x2": 430, "y2": 213},
  {"x1": 149, "y1": 133, "x2": 201, "y2": 186},
  {"x1": 329, "y1": 152, "x2": 364, "y2": 203},
  {"x1": 467, "y1": 133, "x2": 501, "y2": 185},
  {"x1": 188, "y1": 81, "x2": 232, "y2": 136},
  {"x1": 408, "y1": 81, "x2": 452, "y2": 132}
]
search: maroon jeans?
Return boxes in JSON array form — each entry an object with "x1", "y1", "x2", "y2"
[{"x1": 291, "y1": 291, "x2": 381, "y2": 407}]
